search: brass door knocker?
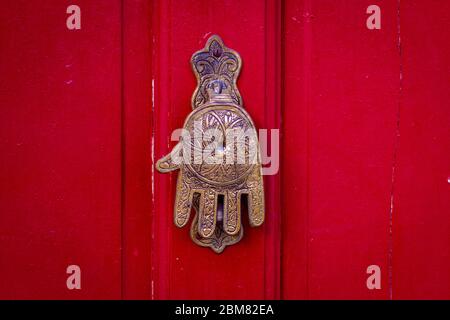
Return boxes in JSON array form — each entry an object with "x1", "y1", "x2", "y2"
[{"x1": 156, "y1": 35, "x2": 265, "y2": 253}]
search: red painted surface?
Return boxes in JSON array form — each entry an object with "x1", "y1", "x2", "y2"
[
  {"x1": 0, "y1": 1, "x2": 122, "y2": 299},
  {"x1": 392, "y1": 0, "x2": 450, "y2": 299},
  {"x1": 0, "y1": 0, "x2": 449, "y2": 299},
  {"x1": 122, "y1": 0, "x2": 153, "y2": 299},
  {"x1": 282, "y1": 0, "x2": 398, "y2": 299}
]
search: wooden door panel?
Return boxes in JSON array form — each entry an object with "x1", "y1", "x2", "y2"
[
  {"x1": 393, "y1": 1, "x2": 450, "y2": 299},
  {"x1": 122, "y1": 0, "x2": 153, "y2": 300},
  {"x1": 282, "y1": 0, "x2": 399, "y2": 299},
  {"x1": 0, "y1": 0, "x2": 122, "y2": 299}
]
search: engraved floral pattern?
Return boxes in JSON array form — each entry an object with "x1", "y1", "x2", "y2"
[
  {"x1": 156, "y1": 35, "x2": 264, "y2": 253},
  {"x1": 191, "y1": 37, "x2": 242, "y2": 109}
]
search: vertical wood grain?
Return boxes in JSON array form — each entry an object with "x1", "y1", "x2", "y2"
[
  {"x1": 0, "y1": 0, "x2": 122, "y2": 299},
  {"x1": 282, "y1": 0, "x2": 399, "y2": 299},
  {"x1": 122, "y1": 0, "x2": 153, "y2": 299},
  {"x1": 392, "y1": 0, "x2": 450, "y2": 299}
]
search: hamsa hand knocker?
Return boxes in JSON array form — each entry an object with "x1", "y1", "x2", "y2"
[{"x1": 156, "y1": 35, "x2": 265, "y2": 253}]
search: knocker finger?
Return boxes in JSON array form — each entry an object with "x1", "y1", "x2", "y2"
[{"x1": 196, "y1": 189, "x2": 218, "y2": 238}]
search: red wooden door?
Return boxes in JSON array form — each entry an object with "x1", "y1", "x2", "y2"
[{"x1": 0, "y1": 0, "x2": 449, "y2": 300}]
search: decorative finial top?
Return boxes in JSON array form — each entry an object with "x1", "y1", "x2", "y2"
[{"x1": 191, "y1": 35, "x2": 242, "y2": 109}]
